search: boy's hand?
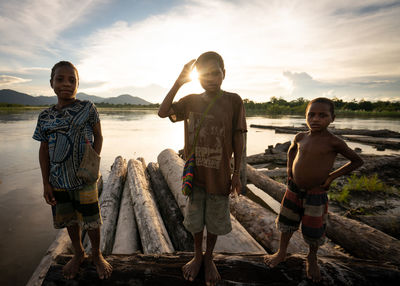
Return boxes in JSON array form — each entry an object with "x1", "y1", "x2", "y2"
[
  {"x1": 43, "y1": 182, "x2": 56, "y2": 206},
  {"x1": 321, "y1": 175, "x2": 334, "y2": 190},
  {"x1": 230, "y1": 173, "x2": 242, "y2": 196},
  {"x1": 175, "y1": 59, "x2": 196, "y2": 86}
]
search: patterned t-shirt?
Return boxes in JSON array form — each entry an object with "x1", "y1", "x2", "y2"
[
  {"x1": 33, "y1": 100, "x2": 100, "y2": 190},
  {"x1": 170, "y1": 91, "x2": 247, "y2": 196}
]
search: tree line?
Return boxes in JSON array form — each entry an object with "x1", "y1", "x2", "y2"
[{"x1": 243, "y1": 97, "x2": 400, "y2": 116}]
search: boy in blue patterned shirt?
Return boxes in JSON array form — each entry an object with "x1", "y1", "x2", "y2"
[{"x1": 33, "y1": 61, "x2": 112, "y2": 280}]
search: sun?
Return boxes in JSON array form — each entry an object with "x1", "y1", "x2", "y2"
[{"x1": 189, "y1": 68, "x2": 199, "y2": 82}]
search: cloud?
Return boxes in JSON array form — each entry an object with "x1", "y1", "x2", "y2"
[
  {"x1": 0, "y1": 0, "x2": 105, "y2": 59},
  {"x1": 73, "y1": 0, "x2": 400, "y2": 102},
  {"x1": 283, "y1": 71, "x2": 400, "y2": 101},
  {"x1": 1, "y1": 0, "x2": 399, "y2": 101},
  {"x1": 0, "y1": 75, "x2": 31, "y2": 86}
]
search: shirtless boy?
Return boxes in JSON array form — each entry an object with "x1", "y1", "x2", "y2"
[{"x1": 264, "y1": 97, "x2": 363, "y2": 282}]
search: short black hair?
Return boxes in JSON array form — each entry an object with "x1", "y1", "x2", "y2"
[
  {"x1": 306, "y1": 97, "x2": 335, "y2": 117},
  {"x1": 50, "y1": 61, "x2": 79, "y2": 82},
  {"x1": 195, "y1": 51, "x2": 224, "y2": 70}
]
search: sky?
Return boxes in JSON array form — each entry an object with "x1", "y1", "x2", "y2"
[{"x1": 0, "y1": 0, "x2": 399, "y2": 103}]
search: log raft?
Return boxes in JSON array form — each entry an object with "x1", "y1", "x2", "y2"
[{"x1": 30, "y1": 149, "x2": 400, "y2": 285}]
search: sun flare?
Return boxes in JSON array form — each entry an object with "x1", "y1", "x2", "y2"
[{"x1": 189, "y1": 68, "x2": 199, "y2": 82}]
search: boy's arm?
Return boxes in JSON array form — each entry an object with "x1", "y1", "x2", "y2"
[
  {"x1": 231, "y1": 131, "x2": 244, "y2": 195},
  {"x1": 321, "y1": 137, "x2": 364, "y2": 189},
  {"x1": 158, "y1": 59, "x2": 196, "y2": 118},
  {"x1": 39, "y1": 142, "x2": 56, "y2": 206},
  {"x1": 92, "y1": 122, "x2": 103, "y2": 155},
  {"x1": 287, "y1": 133, "x2": 300, "y2": 180}
]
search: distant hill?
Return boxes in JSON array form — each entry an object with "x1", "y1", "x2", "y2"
[{"x1": 0, "y1": 89, "x2": 153, "y2": 105}]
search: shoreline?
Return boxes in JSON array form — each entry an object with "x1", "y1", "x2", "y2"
[{"x1": 1, "y1": 105, "x2": 400, "y2": 118}]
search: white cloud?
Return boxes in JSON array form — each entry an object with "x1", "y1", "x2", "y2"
[
  {"x1": 1, "y1": 0, "x2": 399, "y2": 101},
  {"x1": 74, "y1": 0, "x2": 400, "y2": 102},
  {"x1": 0, "y1": 0, "x2": 105, "y2": 59},
  {"x1": 0, "y1": 75, "x2": 31, "y2": 86}
]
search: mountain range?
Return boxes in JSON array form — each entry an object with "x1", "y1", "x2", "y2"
[{"x1": 0, "y1": 89, "x2": 153, "y2": 106}]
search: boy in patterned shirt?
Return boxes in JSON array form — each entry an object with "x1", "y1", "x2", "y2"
[{"x1": 33, "y1": 61, "x2": 112, "y2": 280}]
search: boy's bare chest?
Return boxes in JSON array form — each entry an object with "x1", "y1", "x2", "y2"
[{"x1": 297, "y1": 136, "x2": 335, "y2": 157}]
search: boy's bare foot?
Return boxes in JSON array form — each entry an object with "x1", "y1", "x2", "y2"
[
  {"x1": 306, "y1": 255, "x2": 321, "y2": 282},
  {"x1": 264, "y1": 252, "x2": 286, "y2": 268},
  {"x1": 182, "y1": 255, "x2": 203, "y2": 281},
  {"x1": 63, "y1": 251, "x2": 86, "y2": 279},
  {"x1": 92, "y1": 252, "x2": 112, "y2": 279},
  {"x1": 204, "y1": 256, "x2": 220, "y2": 286}
]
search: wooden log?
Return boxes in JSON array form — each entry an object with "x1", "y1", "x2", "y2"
[
  {"x1": 111, "y1": 174, "x2": 140, "y2": 254},
  {"x1": 326, "y1": 212, "x2": 400, "y2": 265},
  {"x1": 147, "y1": 162, "x2": 194, "y2": 251},
  {"x1": 246, "y1": 164, "x2": 400, "y2": 265},
  {"x1": 345, "y1": 214, "x2": 400, "y2": 240},
  {"x1": 342, "y1": 135, "x2": 400, "y2": 150},
  {"x1": 97, "y1": 156, "x2": 127, "y2": 255},
  {"x1": 26, "y1": 229, "x2": 71, "y2": 286},
  {"x1": 250, "y1": 124, "x2": 400, "y2": 138},
  {"x1": 246, "y1": 152, "x2": 287, "y2": 165},
  {"x1": 43, "y1": 253, "x2": 400, "y2": 286},
  {"x1": 258, "y1": 167, "x2": 287, "y2": 178},
  {"x1": 126, "y1": 159, "x2": 174, "y2": 254},
  {"x1": 157, "y1": 149, "x2": 266, "y2": 253},
  {"x1": 356, "y1": 154, "x2": 400, "y2": 174},
  {"x1": 246, "y1": 164, "x2": 286, "y2": 202},
  {"x1": 275, "y1": 127, "x2": 298, "y2": 134},
  {"x1": 230, "y1": 193, "x2": 344, "y2": 256}
]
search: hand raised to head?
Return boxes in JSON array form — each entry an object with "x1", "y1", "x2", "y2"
[{"x1": 176, "y1": 59, "x2": 196, "y2": 86}]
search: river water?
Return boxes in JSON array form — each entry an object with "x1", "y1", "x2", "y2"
[{"x1": 0, "y1": 109, "x2": 399, "y2": 285}]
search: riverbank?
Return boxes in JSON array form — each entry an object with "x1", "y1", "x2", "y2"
[{"x1": 1, "y1": 104, "x2": 400, "y2": 118}]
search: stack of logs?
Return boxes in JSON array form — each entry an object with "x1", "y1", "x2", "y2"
[{"x1": 28, "y1": 149, "x2": 400, "y2": 286}]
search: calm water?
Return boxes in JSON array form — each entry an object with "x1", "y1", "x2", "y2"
[{"x1": 0, "y1": 109, "x2": 399, "y2": 285}]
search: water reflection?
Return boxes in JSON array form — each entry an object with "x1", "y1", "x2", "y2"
[{"x1": 0, "y1": 110, "x2": 40, "y2": 122}]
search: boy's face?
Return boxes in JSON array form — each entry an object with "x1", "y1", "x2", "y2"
[
  {"x1": 50, "y1": 66, "x2": 78, "y2": 101},
  {"x1": 196, "y1": 60, "x2": 225, "y2": 93},
  {"x1": 306, "y1": 102, "x2": 334, "y2": 132}
]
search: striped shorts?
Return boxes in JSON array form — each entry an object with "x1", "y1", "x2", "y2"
[
  {"x1": 52, "y1": 182, "x2": 102, "y2": 230},
  {"x1": 276, "y1": 179, "x2": 328, "y2": 246}
]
